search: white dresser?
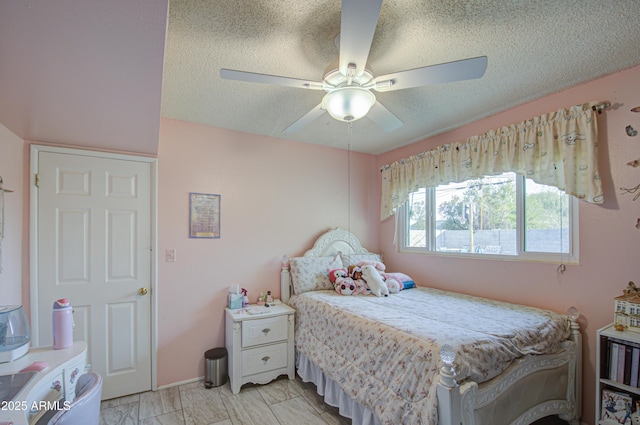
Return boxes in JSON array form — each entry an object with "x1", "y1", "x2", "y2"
[
  {"x1": 0, "y1": 341, "x2": 87, "y2": 425},
  {"x1": 225, "y1": 304, "x2": 295, "y2": 394}
]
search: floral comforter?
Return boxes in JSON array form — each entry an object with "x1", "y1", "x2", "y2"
[{"x1": 288, "y1": 287, "x2": 570, "y2": 425}]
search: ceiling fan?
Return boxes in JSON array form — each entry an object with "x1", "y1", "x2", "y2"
[{"x1": 220, "y1": 0, "x2": 487, "y2": 133}]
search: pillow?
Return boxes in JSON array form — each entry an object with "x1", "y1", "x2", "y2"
[
  {"x1": 381, "y1": 272, "x2": 416, "y2": 290},
  {"x1": 290, "y1": 255, "x2": 343, "y2": 294},
  {"x1": 340, "y1": 252, "x2": 383, "y2": 268}
]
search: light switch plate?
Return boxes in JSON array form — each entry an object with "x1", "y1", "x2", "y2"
[{"x1": 165, "y1": 249, "x2": 176, "y2": 262}]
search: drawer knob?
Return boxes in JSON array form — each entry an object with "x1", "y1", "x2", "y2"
[
  {"x1": 262, "y1": 328, "x2": 271, "y2": 335},
  {"x1": 261, "y1": 356, "x2": 270, "y2": 363}
]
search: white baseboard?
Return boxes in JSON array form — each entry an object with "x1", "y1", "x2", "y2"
[{"x1": 157, "y1": 375, "x2": 204, "y2": 390}]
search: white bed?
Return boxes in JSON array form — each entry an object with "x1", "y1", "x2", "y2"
[{"x1": 280, "y1": 228, "x2": 582, "y2": 425}]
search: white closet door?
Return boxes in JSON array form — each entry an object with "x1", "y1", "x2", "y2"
[{"x1": 35, "y1": 150, "x2": 152, "y2": 399}]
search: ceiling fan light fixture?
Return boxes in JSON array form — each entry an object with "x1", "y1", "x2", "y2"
[{"x1": 322, "y1": 86, "x2": 376, "y2": 122}]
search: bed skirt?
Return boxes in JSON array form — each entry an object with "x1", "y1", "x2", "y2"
[{"x1": 296, "y1": 350, "x2": 382, "y2": 425}]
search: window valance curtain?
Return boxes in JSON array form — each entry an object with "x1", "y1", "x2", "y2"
[{"x1": 380, "y1": 101, "x2": 604, "y2": 220}]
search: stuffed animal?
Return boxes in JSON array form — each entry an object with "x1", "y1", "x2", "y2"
[
  {"x1": 334, "y1": 277, "x2": 356, "y2": 295},
  {"x1": 356, "y1": 260, "x2": 386, "y2": 272},
  {"x1": 361, "y1": 264, "x2": 389, "y2": 297},
  {"x1": 348, "y1": 265, "x2": 370, "y2": 294},
  {"x1": 328, "y1": 268, "x2": 357, "y2": 295},
  {"x1": 353, "y1": 278, "x2": 369, "y2": 295},
  {"x1": 349, "y1": 264, "x2": 363, "y2": 281},
  {"x1": 381, "y1": 273, "x2": 402, "y2": 293},
  {"x1": 329, "y1": 268, "x2": 348, "y2": 285},
  {"x1": 384, "y1": 278, "x2": 401, "y2": 294}
]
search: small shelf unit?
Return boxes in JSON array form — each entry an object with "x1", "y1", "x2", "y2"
[{"x1": 596, "y1": 323, "x2": 640, "y2": 424}]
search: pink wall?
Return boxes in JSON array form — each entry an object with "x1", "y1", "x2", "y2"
[
  {"x1": 3, "y1": 65, "x2": 638, "y2": 422},
  {"x1": 377, "y1": 65, "x2": 640, "y2": 423},
  {"x1": 0, "y1": 124, "x2": 24, "y2": 305},
  {"x1": 156, "y1": 119, "x2": 379, "y2": 386}
]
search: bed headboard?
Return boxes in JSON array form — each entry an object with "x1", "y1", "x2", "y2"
[{"x1": 280, "y1": 228, "x2": 374, "y2": 303}]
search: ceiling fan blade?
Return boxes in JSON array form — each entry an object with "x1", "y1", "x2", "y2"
[
  {"x1": 339, "y1": 0, "x2": 383, "y2": 77},
  {"x1": 220, "y1": 69, "x2": 325, "y2": 90},
  {"x1": 283, "y1": 104, "x2": 326, "y2": 133},
  {"x1": 367, "y1": 101, "x2": 403, "y2": 132},
  {"x1": 372, "y1": 56, "x2": 488, "y2": 92}
]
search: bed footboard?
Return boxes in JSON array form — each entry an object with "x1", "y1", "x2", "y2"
[{"x1": 437, "y1": 316, "x2": 582, "y2": 425}]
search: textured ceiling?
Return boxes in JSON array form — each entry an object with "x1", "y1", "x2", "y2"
[
  {"x1": 1, "y1": 1, "x2": 639, "y2": 156},
  {"x1": 162, "y1": 0, "x2": 640, "y2": 154}
]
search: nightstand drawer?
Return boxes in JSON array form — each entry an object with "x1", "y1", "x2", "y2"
[
  {"x1": 242, "y1": 315, "x2": 288, "y2": 347},
  {"x1": 241, "y1": 342, "x2": 288, "y2": 376}
]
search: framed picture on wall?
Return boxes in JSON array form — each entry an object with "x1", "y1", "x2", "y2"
[{"x1": 189, "y1": 193, "x2": 221, "y2": 239}]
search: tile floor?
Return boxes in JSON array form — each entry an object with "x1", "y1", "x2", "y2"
[
  {"x1": 100, "y1": 375, "x2": 569, "y2": 425},
  {"x1": 100, "y1": 375, "x2": 350, "y2": 425}
]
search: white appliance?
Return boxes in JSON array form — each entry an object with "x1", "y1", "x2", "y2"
[{"x1": 0, "y1": 305, "x2": 31, "y2": 363}]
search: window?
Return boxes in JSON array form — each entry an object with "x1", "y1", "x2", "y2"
[{"x1": 401, "y1": 172, "x2": 578, "y2": 262}]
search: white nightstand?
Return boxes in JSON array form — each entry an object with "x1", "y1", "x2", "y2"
[{"x1": 224, "y1": 303, "x2": 295, "y2": 394}]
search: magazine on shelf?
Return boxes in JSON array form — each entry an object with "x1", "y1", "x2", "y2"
[{"x1": 601, "y1": 388, "x2": 633, "y2": 425}]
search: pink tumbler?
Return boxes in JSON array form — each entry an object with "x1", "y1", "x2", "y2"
[{"x1": 52, "y1": 298, "x2": 73, "y2": 349}]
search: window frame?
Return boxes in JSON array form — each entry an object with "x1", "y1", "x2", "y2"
[{"x1": 398, "y1": 173, "x2": 579, "y2": 264}]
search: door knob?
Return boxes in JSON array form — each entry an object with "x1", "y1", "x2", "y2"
[{"x1": 138, "y1": 287, "x2": 148, "y2": 296}]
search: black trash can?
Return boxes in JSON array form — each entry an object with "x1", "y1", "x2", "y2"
[{"x1": 204, "y1": 347, "x2": 228, "y2": 388}]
